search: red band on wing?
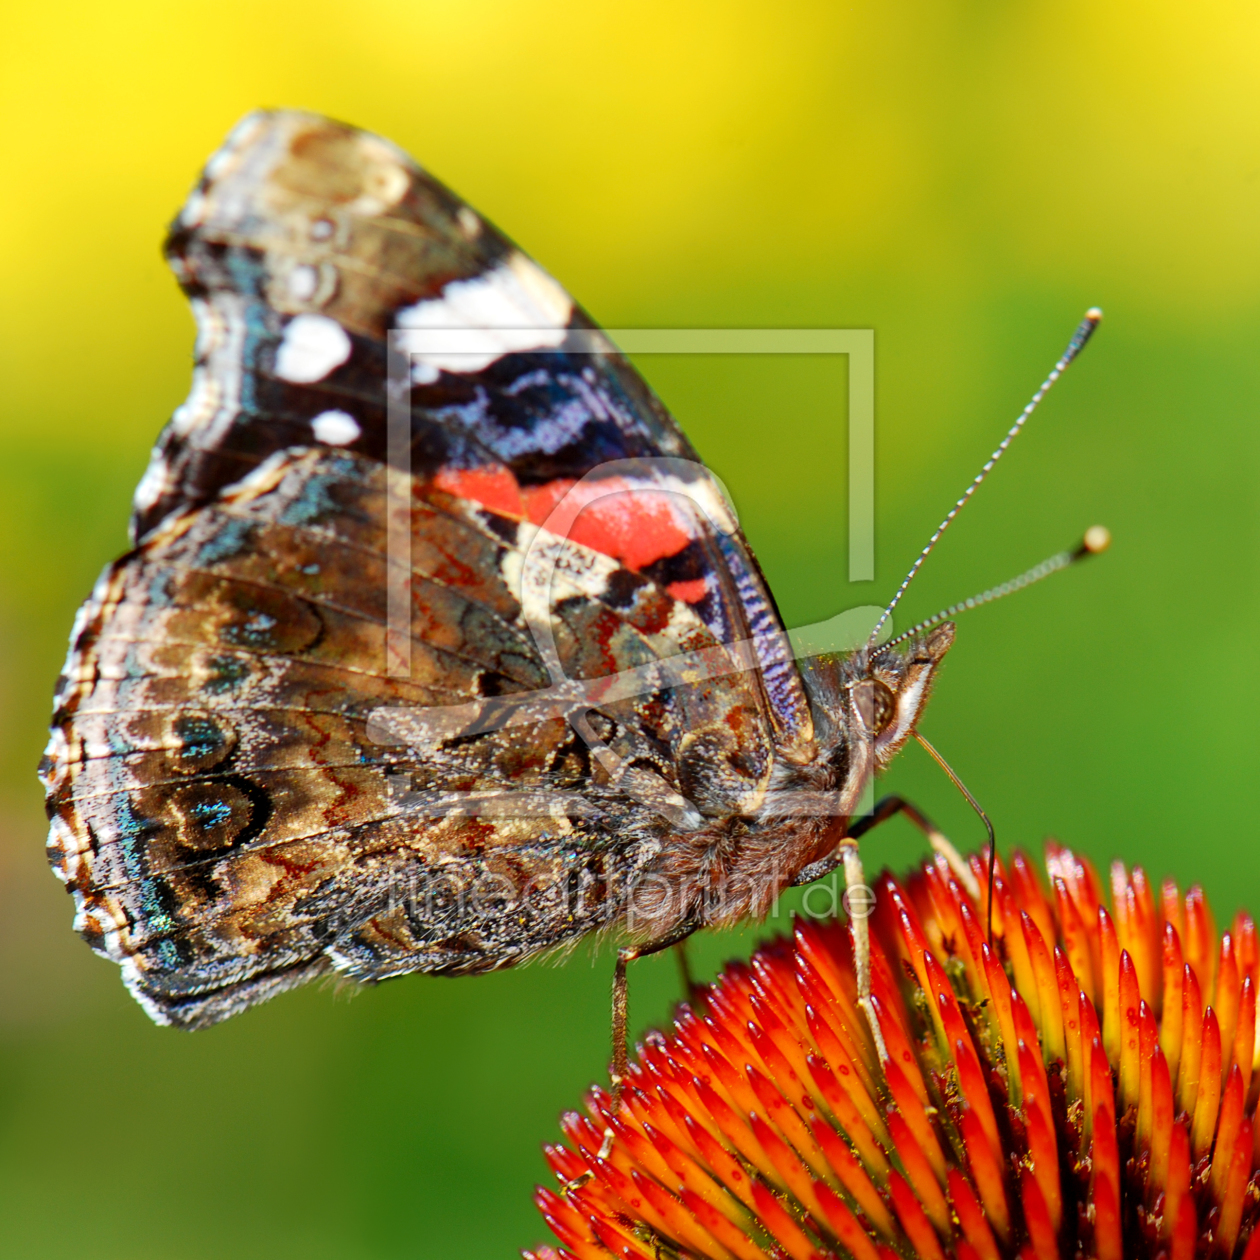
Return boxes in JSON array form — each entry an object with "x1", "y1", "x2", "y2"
[
  {"x1": 436, "y1": 464, "x2": 702, "y2": 582},
  {"x1": 665, "y1": 578, "x2": 708, "y2": 604},
  {"x1": 433, "y1": 466, "x2": 525, "y2": 518},
  {"x1": 525, "y1": 482, "x2": 692, "y2": 573}
]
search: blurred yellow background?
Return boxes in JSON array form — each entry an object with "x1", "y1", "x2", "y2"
[{"x1": 2, "y1": 2, "x2": 1260, "y2": 1255}]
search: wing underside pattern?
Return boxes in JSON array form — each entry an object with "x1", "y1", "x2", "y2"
[
  {"x1": 45, "y1": 448, "x2": 779, "y2": 1025},
  {"x1": 43, "y1": 110, "x2": 819, "y2": 1026}
]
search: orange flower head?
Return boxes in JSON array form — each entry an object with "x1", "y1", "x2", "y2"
[{"x1": 526, "y1": 844, "x2": 1260, "y2": 1260}]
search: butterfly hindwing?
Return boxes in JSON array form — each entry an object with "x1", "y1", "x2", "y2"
[{"x1": 47, "y1": 446, "x2": 781, "y2": 1025}]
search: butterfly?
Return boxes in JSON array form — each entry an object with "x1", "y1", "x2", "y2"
[{"x1": 40, "y1": 111, "x2": 1103, "y2": 1059}]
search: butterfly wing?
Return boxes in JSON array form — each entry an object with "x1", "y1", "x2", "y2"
[{"x1": 42, "y1": 111, "x2": 816, "y2": 1026}]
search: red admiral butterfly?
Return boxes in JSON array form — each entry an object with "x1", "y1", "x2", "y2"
[{"x1": 40, "y1": 112, "x2": 1104, "y2": 1066}]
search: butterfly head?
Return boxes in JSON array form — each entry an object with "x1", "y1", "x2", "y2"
[
  {"x1": 851, "y1": 621, "x2": 955, "y2": 771},
  {"x1": 794, "y1": 622, "x2": 954, "y2": 813}
]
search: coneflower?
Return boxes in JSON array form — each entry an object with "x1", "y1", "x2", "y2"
[{"x1": 525, "y1": 844, "x2": 1260, "y2": 1260}]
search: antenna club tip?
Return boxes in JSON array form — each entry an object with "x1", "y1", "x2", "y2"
[
  {"x1": 1082, "y1": 524, "x2": 1111, "y2": 554},
  {"x1": 1085, "y1": 307, "x2": 1103, "y2": 323}
]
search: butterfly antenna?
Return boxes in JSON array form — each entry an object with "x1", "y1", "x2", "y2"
[
  {"x1": 867, "y1": 307, "x2": 1103, "y2": 648},
  {"x1": 884, "y1": 525, "x2": 1111, "y2": 648},
  {"x1": 913, "y1": 731, "x2": 998, "y2": 941}
]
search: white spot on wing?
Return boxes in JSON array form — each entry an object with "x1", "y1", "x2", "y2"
[
  {"x1": 288, "y1": 265, "x2": 319, "y2": 301},
  {"x1": 311, "y1": 409, "x2": 361, "y2": 445},
  {"x1": 394, "y1": 252, "x2": 573, "y2": 374},
  {"x1": 204, "y1": 112, "x2": 266, "y2": 181},
  {"x1": 345, "y1": 136, "x2": 411, "y2": 215},
  {"x1": 275, "y1": 314, "x2": 352, "y2": 383},
  {"x1": 181, "y1": 189, "x2": 207, "y2": 227},
  {"x1": 133, "y1": 455, "x2": 174, "y2": 517}
]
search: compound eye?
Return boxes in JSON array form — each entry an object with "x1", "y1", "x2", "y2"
[{"x1": 851, "y1": 679, "x2": 897, "y2": 734}]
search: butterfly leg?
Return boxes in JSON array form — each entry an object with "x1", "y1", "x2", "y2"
[
  {"x1": 849, "y1": 794, "x2": 980, "y2": 902},
  {"x1": 610, "y1": 919, "x2": 701, "y2": 1104},
  {"x1": 833, "y1": 836, "x2": 888, "y2": 1063},
  {"x1": 792, "y1": 795, "x2": 975, "y2": 1065}
]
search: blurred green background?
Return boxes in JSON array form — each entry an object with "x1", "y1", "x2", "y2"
[{"x1": 2, "y1": 1, "x2": 1259, "y2": 1255}]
